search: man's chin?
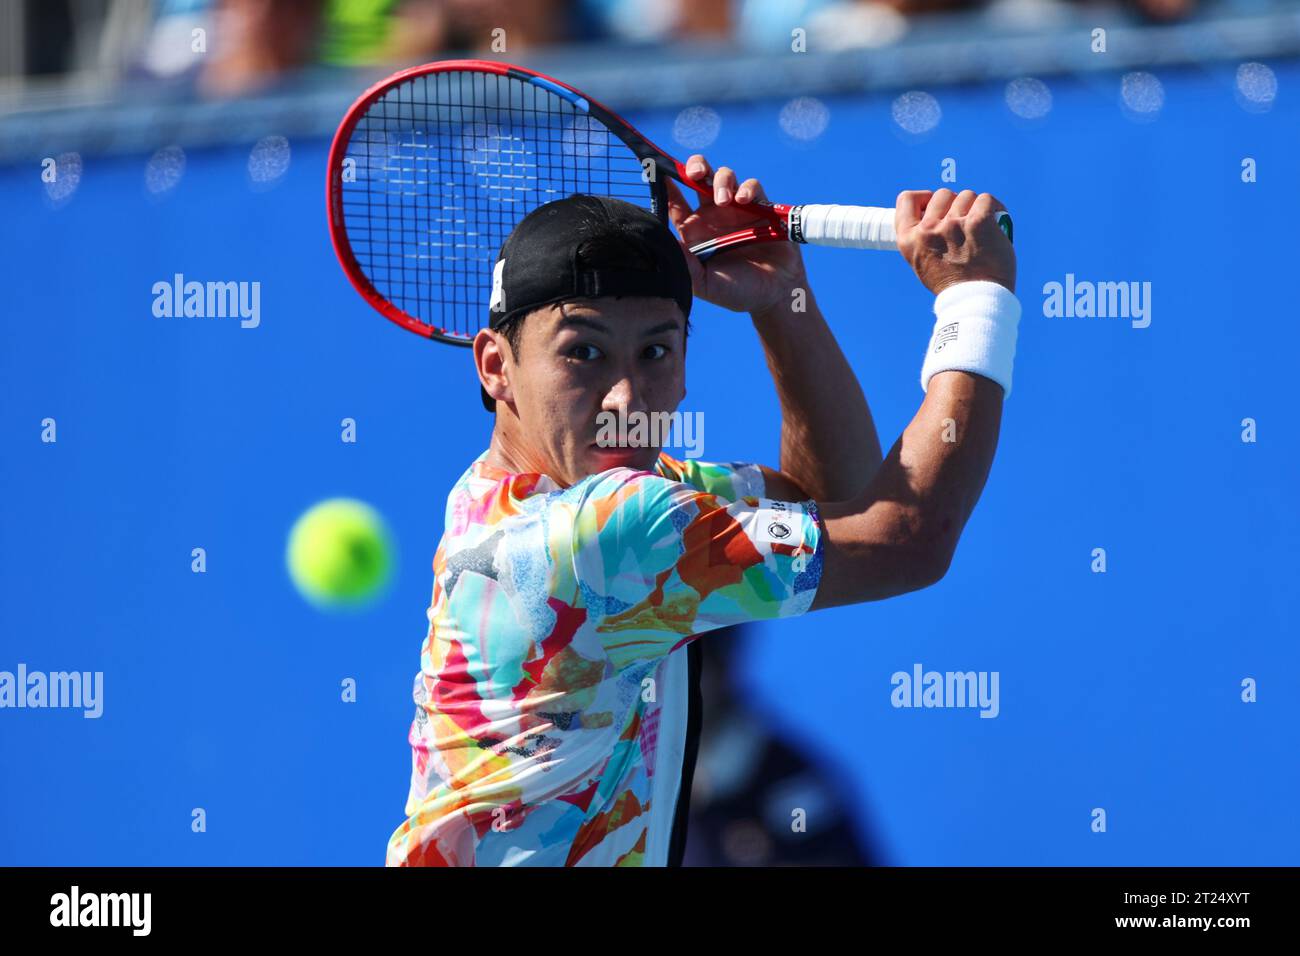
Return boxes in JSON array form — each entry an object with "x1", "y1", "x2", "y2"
[{"x1": 587, "y1": 446, "x2": 658, "y2": 473}]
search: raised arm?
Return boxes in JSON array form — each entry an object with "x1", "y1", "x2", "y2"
[
  {"x1": 812, "y1": 188, "x2": 1018, "y2": 609},
  {"x1": 811, "y1": 369, "x2": 1004, "y2": 608},
  {"x1": 668, "y1": 165, "x2": 1018, "y2": 611},
  {"x1": 749, "y1": 283, "x2": 883, "y2": 502},
  {"x1": 668, "y1": 156, "x2": 883, "y2": 503}
]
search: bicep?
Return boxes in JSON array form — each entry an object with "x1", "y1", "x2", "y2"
[
  {"x1": 662, "y1": 438, "x2": 966, "y2": 612},
  {"x1": 756, "y1": 463, "x2": 939, "y2": 610},
  {"x1": 808, "y1": 497, "x2": 947, "y2": 611}
]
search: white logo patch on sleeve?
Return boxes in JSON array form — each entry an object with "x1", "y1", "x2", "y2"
[{"x1": 753, "y1": 500, "x2": 796, "y2": 546}]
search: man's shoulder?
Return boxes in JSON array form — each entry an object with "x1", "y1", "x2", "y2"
[
  {"x1": 546, "y1": 457, "x2": 766, "y2": 513},
  {"x1": 439, "y1": 453, "x2": 764, "y2": 542},
  {"x1": 654, "y1": 454, "x2": 765, "y2": 500}
]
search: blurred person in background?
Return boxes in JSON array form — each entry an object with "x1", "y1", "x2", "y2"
[
  {"x1": 12, "y1": 0, "x2": 1207, "y2": 92},
  {"x1": 197, "y1": 0, "x2": 323, "y2": 97},
  {"x1": 129, "y1": 0, "x2": 312, "y2": 94},
  {"x1": 134, "y1": 0, "x2": 573, "y2": 98},
  {"x1": 682, "y1": 622, "x2": 881, "y2": 866},
  {"x1": 572, "y1": 0, "x2": 730, "y2": 43},
  {"x1": 573, "y1": 0, "x2": 907, "y2": 48},
  {"x1": 612, "y1": 0, "x2": 1198, "y2": 52},
  {"x1": 1081, "y1": 0, "x2": 1197, "y2": 24},
  {"x1": 319, "y1": 0, "x2": 571, "y2": 68},
  {"x1": 984, "y1": 0, "x2": 1197, "y2": 25}
]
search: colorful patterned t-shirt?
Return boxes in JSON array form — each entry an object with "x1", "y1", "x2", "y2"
[{"x1": 386, "y1": 450, "x2": 823, "y2": 866}]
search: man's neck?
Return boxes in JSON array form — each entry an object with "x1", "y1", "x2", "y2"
[
  {"x1": 485, "y1": 424, "x2": 567, "y2": 486},
  {"x1": 484, "y1": 420, "x2": 663, "y2": 488}
]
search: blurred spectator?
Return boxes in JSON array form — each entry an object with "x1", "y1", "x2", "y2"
[
  {"x1": 735, "y1": 0, "x2": 910, "y2": 51},
  {"x1": 318, "y1": 0, "x2": 446, "y2": 65},
  {"x1": 134, "y1": 0, "x2": 214, "y2": 82},
  {"x1": 7, "y1": 0, "x2": 1208, "y2": 95},
  {"x1": 989, "y1": 0, "x2": 1197, "y2": 25},
  {"x1": 319, "y1": 0, "x2": 570, "y2": 67},
  {"x1": 198, "y1": 0, "x2": 323, "y2": 98},
  {"x1": 573, "y1": 0, "x2": 729, "y2": 43},
  {"x1": 1101, "y1": 0, "x2": 1198, "y2": 23},
  {"x1": 682, "y1": 623, "x2": 882, "y2": 866},
  {"x1": 577, "y1": 0, "x2": 900, "y2": 50}
]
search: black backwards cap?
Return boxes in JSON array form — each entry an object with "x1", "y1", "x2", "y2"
[{"x1": 480, "y1": 194, "x2": 693, "y2": 411}]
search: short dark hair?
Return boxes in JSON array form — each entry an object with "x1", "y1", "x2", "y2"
[{"x1": 479, "y1": 231, "x2": 692, "y2": 412}]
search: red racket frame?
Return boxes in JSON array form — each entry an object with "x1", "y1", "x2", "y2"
[{"x1": 327, "y1": 59, "x2": 791, "y2": 343}]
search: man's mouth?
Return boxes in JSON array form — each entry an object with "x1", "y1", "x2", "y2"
[{"x1": 589, "y1": 444, "x2": 650, "y2": 463}]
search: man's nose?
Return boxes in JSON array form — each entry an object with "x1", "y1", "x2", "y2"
[{"x1": 601, "y1": 375, "x2": 649, "y2": 414}]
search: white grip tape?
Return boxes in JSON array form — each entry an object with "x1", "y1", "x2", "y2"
[{"x1": 790, "y1": 204, "x2": 897, "y2": 250}]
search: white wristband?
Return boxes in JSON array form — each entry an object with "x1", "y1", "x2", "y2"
[{"x1": 920, "y1": 280, "x2": 1021, "y2": 398}]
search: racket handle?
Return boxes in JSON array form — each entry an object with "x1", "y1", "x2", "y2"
[
  {"x1": 789, "y1": 204, "x2": 1013, "y2": 250},
  {"x1": 790, "y1": 204, "x2": 898, "y2": 250}
]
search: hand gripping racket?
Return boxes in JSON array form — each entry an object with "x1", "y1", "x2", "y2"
[{"x1": 327, "y1": 59, "x2": 1013, "y2": 346}]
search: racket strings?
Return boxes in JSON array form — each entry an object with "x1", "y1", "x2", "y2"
[{"x1": 338, "y1": 69, "x2": 656, "y2": 343}]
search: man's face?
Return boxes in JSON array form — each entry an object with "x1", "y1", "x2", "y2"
[{"x1": 486, "y1": 296, "x2": 687, "y2": 486}]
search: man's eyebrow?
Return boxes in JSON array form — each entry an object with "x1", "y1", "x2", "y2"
[
  {"x1": 555, "y1": 313, "x2": 684, "y2": 338},
  {"x1": 555, "y1": 313, "x2": 611, "y2": 335},
  {"x1": 641, "y1": 320, "x2": 683, "y2": 338}
]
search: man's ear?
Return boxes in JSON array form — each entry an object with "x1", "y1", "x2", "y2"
[{"x1": 474, "y1": 329, "x2": 513, "y2": 407}]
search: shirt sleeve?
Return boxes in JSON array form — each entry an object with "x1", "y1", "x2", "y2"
[
  {"x1": 568, "y1": 466, "x2": 823, "y2": 671},
  {"x1": 653, "y1": 453, "x2": 766, "y2": 502}
]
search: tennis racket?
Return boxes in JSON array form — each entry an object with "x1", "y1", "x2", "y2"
[{"x1": 327, "y1": 59, "x2": 1013, "y2": 346}]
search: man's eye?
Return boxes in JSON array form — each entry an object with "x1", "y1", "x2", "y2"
[
  {"x1": 643, "y1": 344, "x2": 669, "y2": 360},
  {"x1": 569, "y1": 343, "x2": 603, "y2": 361}
]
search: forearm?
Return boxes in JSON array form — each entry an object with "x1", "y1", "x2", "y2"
[
  {"x1": 812, "y1": 370, "x2": 1003, "y2": 608},
  {"x1": 750, "y1": 282, "x2": 883, "y2": 501},
  {"x1": 886, "y1": 370, "x2": 1003, "y2": 562}
]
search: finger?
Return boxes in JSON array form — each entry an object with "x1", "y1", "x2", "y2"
[
  {"x1": 713, "y1": 166, "x2": 738, "y2": 205},
  {"x1": 664, "y1": 178, "x2": 695, "y2": 232},
  {"x1": 734, "y1": 177, "x2": 767, "y2": 204},
  {"x1": 969, "y1": 193, "x2": 1012, "y2": 242},
  {"x1": 681, "y1": 155, "x2": 719, "y2": 208},
  {"x1": 950, "y1": 189, "x2": 978, "y2": 218},
  {"x1": 921, "y1": 188, "x2": 956, "y2": 227},
  {"x1": 969, "y1": 192, "x2": 1006, "y2": 219},
  {"x1": 895, "y1": 189, "x2": 933, "y2": 234},
  {"x1": 683, "y1": 154, "x2": 714, "y2": 188}
]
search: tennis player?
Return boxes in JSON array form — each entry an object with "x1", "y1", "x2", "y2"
[{"x1": 386, "y1": 155, "x2": 1019, "y2": 866}]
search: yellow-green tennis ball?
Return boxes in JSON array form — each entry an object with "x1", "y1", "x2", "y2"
[{"x1": 287, "y1": 498, "x2": 393, "y2": 607}]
